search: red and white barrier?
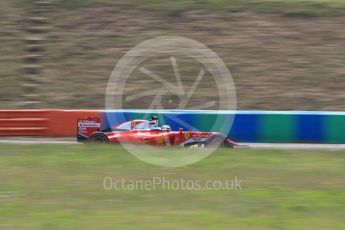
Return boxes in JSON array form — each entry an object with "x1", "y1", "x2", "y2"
[{"x1": 0, "y1": 110, "x2": 100, "y2": 137}]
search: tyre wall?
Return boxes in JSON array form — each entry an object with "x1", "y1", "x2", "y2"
[
  {"x1": 0, "y1": 110, "x2": 344, "y2": 144},
  {"x1": 103, "y1": 110, "x2": 345, "y2": 144}
]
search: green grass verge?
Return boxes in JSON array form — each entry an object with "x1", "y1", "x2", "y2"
[{"x1": 1, "y1": 144, "x2": 345, "y2": 229}]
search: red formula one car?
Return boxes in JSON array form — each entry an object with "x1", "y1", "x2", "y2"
[{"x1": 77, "y1": 116, "x2": 239, "y2": 148}]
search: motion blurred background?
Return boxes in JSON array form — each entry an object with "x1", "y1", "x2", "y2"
[
  {"x1": 2, "y1": 1, "x2": 345, "y2": 229},
  {"x1": 1, "y1": 0, "x2": 345, "y2": 110}
]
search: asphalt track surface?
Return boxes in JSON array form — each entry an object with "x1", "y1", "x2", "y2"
[{"x1": 0, "y1": 138, "x2": 345, "y2": 150}]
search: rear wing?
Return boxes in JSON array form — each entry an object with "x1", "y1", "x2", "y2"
[{"x1": 77, "y1": 117, "x2": 101, "y2": 141}]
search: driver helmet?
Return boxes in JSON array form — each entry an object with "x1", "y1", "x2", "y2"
[{"x1": 149, "y1": 115, "x2": 158, "y2": 129}]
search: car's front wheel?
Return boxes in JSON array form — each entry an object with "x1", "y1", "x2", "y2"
[{"x1": 206, "y1": 134, "x2": 225, "y2": 148}]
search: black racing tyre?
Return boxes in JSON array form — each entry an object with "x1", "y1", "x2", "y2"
[
  {"x1": 89, "y1": 133, "x2": 109, "y2": 143},
  {"x1": 206, "y1": 134, "x2": 226, "y2": 147}
]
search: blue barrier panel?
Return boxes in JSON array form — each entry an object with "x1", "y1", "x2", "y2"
[
  {"x1": 229, "y1": 114, "x2": 259, "y2": 142},
  {"x1": 297, "y1": 114, "x2": 325, "y2": 143}
]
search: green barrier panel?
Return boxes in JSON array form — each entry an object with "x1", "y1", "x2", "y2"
[
  {"x1": 326, "y1": 115, "x2": 345, "y2": 144},
  {"x1": 196, "y1": 113, "x2": 222, "y2": 132},
  {"x1": 260, "y1": 114, "x2": 295, "y2": 143}
]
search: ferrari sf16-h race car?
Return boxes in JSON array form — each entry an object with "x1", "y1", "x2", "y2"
[{"x1": 77, "y1": 116, "x2": 240, "y2": 148}]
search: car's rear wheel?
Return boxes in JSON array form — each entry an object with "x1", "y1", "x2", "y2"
[
  {"x1": 89, "y1": 133, "x2": 109, "y2": 143},
  {"x1": 206, "y1": 134, "x2": 225, "y2": 148}
]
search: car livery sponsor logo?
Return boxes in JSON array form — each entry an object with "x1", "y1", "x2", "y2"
[
  {"x1": 194, "y1": 133, "x2": 211, "y2": 138},
  {"x1": 78, "y1": 121, "x2": 101, "y2": 128},
  {"x1": 185, "y1": 133, "x2": 190, "y2": 139}
]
